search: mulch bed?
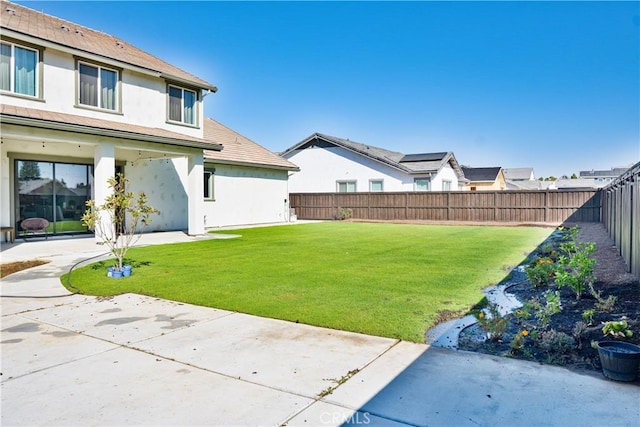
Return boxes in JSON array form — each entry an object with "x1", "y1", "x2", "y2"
[{"x1": 458, "y1": 222, "x2": 640, "y2": 379}]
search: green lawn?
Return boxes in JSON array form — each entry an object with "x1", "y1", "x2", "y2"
[{"x1": 63, "y1": 222, "x2": 550, "y2": 342}]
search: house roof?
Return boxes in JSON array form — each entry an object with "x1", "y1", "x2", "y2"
[
  {"x1": 579, "y1": 168, "x2": 628, "y2": 179},
  {"x1": 0, "y1": 1, "x2": 216, "y2": 91},
  {"x1": 203, "y1": 119, "x2": 299, "y2": 172},
  {"x1": 1, "y1": 104, "x2": 222, "y2": 151},
  {"x1": 461, "y1": 166, "x2": 502, "y2": 182},
  {"x1": 503, "y1": 168, "x2": 534, "y2": 181},
  {"x1": 281, "y1": 133, "x2": 463, "y2": 177}
]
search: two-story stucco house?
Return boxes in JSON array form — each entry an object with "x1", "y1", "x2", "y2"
[
  {"x1": 281, "y1": 133, "x2": 464, "y2": 193},
  {"x1": 0, "y1": 1, "x2": 298, "y2": 241}
]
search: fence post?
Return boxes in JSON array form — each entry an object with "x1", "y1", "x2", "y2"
[
  {"x1": 544, "y1": 191, "x2": 549, "y2": 223},
  {"x1": 447, "y1": 192, "x2": 451, "y2": 220},
  {"x1": 405, "y1": 193, "x2": 409, "y2": 220}
]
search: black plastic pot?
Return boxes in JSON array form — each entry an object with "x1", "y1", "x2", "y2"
[{"x1": 596, "y1": 341, "x2": 640, "y2": 382}]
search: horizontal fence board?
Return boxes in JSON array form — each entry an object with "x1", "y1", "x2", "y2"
[{"x1": 291, "y1": 190, "x2": 601, "y2": 224}]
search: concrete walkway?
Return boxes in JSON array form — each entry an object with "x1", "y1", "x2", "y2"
[{"x1": 1, "y1": 231, "x2": 639, "y2": 426}]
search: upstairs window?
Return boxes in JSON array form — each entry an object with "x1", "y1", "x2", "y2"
[
  {"x1": 442, "y1": 180, "x2": 452, "y2": 191},
  {"x1": 78, "y1": 62, "x2": 118, "y2": 110},
  {"x1": 0, "y1": 42, "x2": 38, "y2": 97},
  {"x1": 168, "y1": 85, "x2": 196, "y2": 125}
]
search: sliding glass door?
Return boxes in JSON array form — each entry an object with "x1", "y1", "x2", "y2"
[{"x1": 16, "y1": 160, "x2": 93, "y2": 236}]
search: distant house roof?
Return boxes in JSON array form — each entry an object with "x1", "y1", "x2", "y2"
[
  {"x1": 281, "y1": 133, "x2": 463, "y2": 177},
  {"x1": 551, "y1": 178, "x2": 608, "y2": 190},
  {"x1": 461, "y1": 166, "x2": 502, "y2": 182},
  {"x1": 1, "y1": 0, "x2": 216, "y2": 91},
  {"x1": 1, "y1": 104, "x2": 222, "y2": 151},
  {"x1": 503, "y1": 168, "x2": 534, "y2": 181},
  {"x1": 579, "y1": 168, "x2": 628, "y2": 179},
  {"x1": 204, "y1": 119, "x2": 299, "y2": 172}
]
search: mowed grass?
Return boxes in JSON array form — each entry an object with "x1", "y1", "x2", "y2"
[{"x1": 63, "y1": 222, "x2": 550, "y2": 342}]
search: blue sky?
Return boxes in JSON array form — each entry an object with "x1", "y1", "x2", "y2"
[{"x1": 16, "y1": 1, "x2": 640, "y2": 178}]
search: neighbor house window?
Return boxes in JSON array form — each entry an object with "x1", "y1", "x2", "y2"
[
  {"x1": 442, "y1": 180, "x2": 452, "y2": 191},
  {"x1": 0, "y1": 42, "x2": 39, "y2": 97},
  {"x1": 414, "y1": 178, "x2": 430, "y2": 191},
  {"x1": 78, "y1": 62, "x2": 118, "y2": 110},
  {"x1": 168, "y1": 85, "x2": 196, "y2": 125},
  {"x1": 337, "y1": 181, "x2": 356, "y2": 193},
  {"x1": 204, "y1": 169, "x2": 214, "y2": 200},
  {"x1": 369, "y1": 180, "x2": 383, "y2": 192}
]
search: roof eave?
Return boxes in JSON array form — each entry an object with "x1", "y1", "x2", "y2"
[
  {"x1": 204, "y1": 158, "x2": 299, "y2": 172},
  {"x1": 1, "y1": 28, "x2": 216, "y2": 91},
  {"x1": 0, "y1": 113, "x2": 222, "y2": 151}
]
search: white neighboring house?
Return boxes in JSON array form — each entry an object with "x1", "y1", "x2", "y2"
[
  {"x1": 281, "y1": 133, "x2": 464, "y2": 193},
  {"x1": 0, "y1": 1, "x2": 297, "y2": 241},
  {"x1": 202, "y1": 118, "x2": 298, "y2": 228}
]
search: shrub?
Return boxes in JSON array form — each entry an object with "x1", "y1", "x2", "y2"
[
  {"x1": 538, "y1": 329, "x2": 576, "y2": 362},
  {"x1": 555, "y1": 239, "x2": 596, "y2": 300},
  {"x1": 525, "y1": 257, "x2": 555, "y2": 288},
  {"x1": 476, "y1": 302, "x2": 509, "y2": 341}
]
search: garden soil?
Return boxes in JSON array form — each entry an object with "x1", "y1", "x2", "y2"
[{"x1": 458, "y1": 222, "x2": 640, "y2": 378}]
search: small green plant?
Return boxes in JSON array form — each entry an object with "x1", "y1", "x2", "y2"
[
  {"x1": 572, "y1": 321, "x2": 588, "y2": 349},
  {"x1": 594, "y1": 294, "x2": 617, "y2": 312},
  {"x1": 523, "y1": 290, "x2": 562, "y2": 329},
  {"x1": 582, "y1": 308, "x2": 596, "y2": 325},
  {"x1": 510, "y1": 329, "x2": 529, "y2": 354},
  {"x1": 555, "y1": 239, "x2": 596, "y2": 300},
  {"x1": 538, "y1": 329, "x2": 576, "y2": 363},
  {"x1": 525, "y1": 257, "x2": 555, "y2": 288},
  {"x1": 337, "y1": 207, "x2": 353, "y2": 220},
  {"x1": 602, "y1": 318, "x2": 633, "y2": 339},
  {"x1": 476, "y1": 302, "x2": 509, "y2": 341}
]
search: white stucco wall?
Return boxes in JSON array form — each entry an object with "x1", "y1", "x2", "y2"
[
  {"x1": 124, "y1": 158, "x2": 189, "y2": 232},
  {"x1": 285, "y1": 146, "x2": 459, "y2": 192},
  {"x1": 204, "y1": 164, "x2": 291, "y2": 228},
  {"x1": 0, "y1": 46, "x2": 204, "y2": 139}
]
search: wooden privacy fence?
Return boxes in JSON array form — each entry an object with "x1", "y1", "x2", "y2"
[
  {"x1": 290, "y1": 190, "x2": 601, "y2": 224},
  {"x1": 601, "y1": 162, "x2": 639, "y2": 279}
]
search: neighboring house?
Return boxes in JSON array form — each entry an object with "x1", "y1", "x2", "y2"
[
  {"x1": 281, "y1": 133, "x2": 464, "y2": 193},
  {"x1": 579, "y1": 167, "x2": 628, "y2": 185},
  {"x1": 0, "y1": 1, "x2": 295, "y2": 241},
  {"x1": 202, "y1": 118, "x2": 298, "y2": 228},
  {"x1": 461, "y1": 167, "x2": 506, "y2": 191},
  {"x1": 503, "y1": 168, "x2": 535, "y2": 181}
]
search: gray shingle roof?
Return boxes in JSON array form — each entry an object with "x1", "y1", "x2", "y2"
[
  {"x1": 1, "y1": 0, "x2": 216, "y2": 90},
  {"x1": 203, "y1": 119, "x2": 299, "y2": 171},
  {"x1": 282, "y1": 133, "x2": 462, "y2": 176},
  {"x1": 503, "y1": 168, "x2": 534, "y2": 181},
  {"x1": 461, "y1": 166, "x2": 502, "y2": 182}
]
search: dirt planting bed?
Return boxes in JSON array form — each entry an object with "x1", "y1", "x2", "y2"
[{"x1": 458, "y1": 222, "x2": 640, "y2": 379}]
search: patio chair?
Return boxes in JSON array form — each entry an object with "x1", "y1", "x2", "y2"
[{"x1": 20, "y1": 218, "x2": 50, "y2": 240}]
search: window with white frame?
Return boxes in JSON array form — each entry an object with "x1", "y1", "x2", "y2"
[
  {"x1": 78, "y1": 62, "x2": 119, "y2": 110},
  {"x1": 442, "y1": 180, "x2": 452, "y2": 191},
  {"x1": 337, "y1": 181, "x2": 356, "y2": 193},
  {"x1": 369, "y1": 180, "x2": 383, "y2": 192},
  {"x1": 204, "y1": 169, "x2": 214, "y2": 200},
  {"x1": 0, "y1": 42, "x2": 39, "y2": 97},
  {"x1": 168, "y1": 85, "x2": 197, "y2": 125},
  {"x1": 414, "y1": 178, "x2": 430, "y2": 191}
]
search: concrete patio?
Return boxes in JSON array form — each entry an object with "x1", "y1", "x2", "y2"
[{"x1": 1, "y1": 231, "x2": 639, "y2": 426}]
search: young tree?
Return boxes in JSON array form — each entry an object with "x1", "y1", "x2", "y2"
[{"x1": 82, "y1": 173, "x2": 158, "y2": 272}]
